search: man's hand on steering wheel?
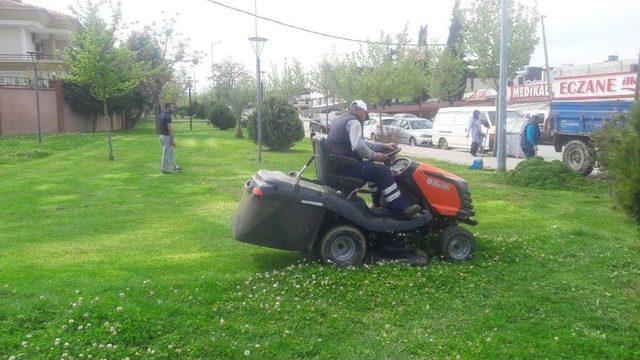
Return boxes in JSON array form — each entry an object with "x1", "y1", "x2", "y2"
[
  {"x1": 383, "y1": 143, "x2": 398, "y2": 151},
  {"x1": 373, "y1": 152, "x2": 390, "y2": 164}
]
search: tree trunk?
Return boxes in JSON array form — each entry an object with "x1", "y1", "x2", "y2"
[{"x1": 103, "y1": 100, "x2": 114, "y2": 161}]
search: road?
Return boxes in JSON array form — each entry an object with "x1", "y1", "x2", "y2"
[{"x1": 398, "y1": 143, "x2": 561, "y2": 171}]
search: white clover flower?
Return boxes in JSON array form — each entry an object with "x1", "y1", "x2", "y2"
[
  {"x1": 119, "y1": 292, "x2": 125, "y2": 298},
  {"x1": 61, "y1": 325, "x2": 67, "y2": 330},
  {"x1": 219, "y1": 318, "x2": 225, "y2": 325},
  {"x1": 26, "y1": 334, "x2": 32, "y2": 338},
  {"x1": 21, "y1": 340, "x2": 27, "y2": 347},
  {"x1": 106, "y1": 343, "x2": 113, "y2": 349},
  {"x1": 99, "y1": 344, "x2": 104, "y2": 349},
  {"x1": 9, "y1": 356, "x2": 16, "y2": 360},
  {"x1": 64, "y1": 342, "x2": 69, "y2": 347},
  {"x1": 69, "y1": 319, "x2": 75, "y2": 324},
  {"x1": 54, "y1": 338, "x2": 61, "y2": 346},
  {"x1": 77, "y1": 325, "x2": 84, "y2": 331},
  {"x1": 244, "y1": 349, "x2": 250, "y2": 356},
  {"x1": 75, "y1": 290, "x2": 80, "y2": 294},
  {"x1": 116, "y1": 306, "x2": 123, "y2": 313}
]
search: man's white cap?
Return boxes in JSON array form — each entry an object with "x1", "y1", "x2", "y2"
[{"x1": 350, "y1": 100, "x2": 368, "y2": 112}]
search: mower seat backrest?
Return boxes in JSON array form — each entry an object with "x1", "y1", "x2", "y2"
[{"x1": 312, "y1": 137, "x2": 366, "y2": 192}]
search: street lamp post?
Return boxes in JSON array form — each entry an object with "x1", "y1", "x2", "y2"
[
  {"x1": 27, "y1": 51, "x2": 43, "y2": 144},
  {"x1": 496, "y1": 0, "x2": 510, "y2": 172},
  {"x1": 249, "y1": 36, "x2": 267, "y2": 163}
]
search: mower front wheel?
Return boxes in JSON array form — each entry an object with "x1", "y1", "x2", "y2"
[
  {"x1": 319, "y1": 225, "x2": 367, "y2": 267},
  {"x1": 437, "y1": 226, "x2": 476, "y2": 262}
]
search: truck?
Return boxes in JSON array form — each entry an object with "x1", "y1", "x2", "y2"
[{"x1": 548, "y1": 100, "x2": 634, "y2": 176}]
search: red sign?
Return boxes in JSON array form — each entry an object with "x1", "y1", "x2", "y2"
[
  {"x1": 554, "y1": 72, "x2": 636, "y2": 100},
  {"x1": 507, "y1": 82, "x2": 549, "y2": 102},
  {"x1": 507, "y1": 72, "x2": 637, "y2": 103}
]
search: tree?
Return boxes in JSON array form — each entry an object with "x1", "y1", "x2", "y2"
[
  {"x1": 211, "y1": 59, "x2": 254, "y2": 137},
  {"x1": 354, "y1": 29, "x2": 427, "y2": 118},
  {"x1": 447, "y1": 0, "x2": 464, "y2": 57},
  {"x1": 247, "y1": 97, "x2": 304, "y2": 151},
  {"x1": 311, "y1": 55, "x2": 341, "y2": 128},
  {"x1": 162, "y1": 66, "x2": 190, "y2": 110},
  {"x1": 126, "y1": 14, "x2": 197, "y2": 129},
  {"x1": 592, "y1": 103, "x2": 640, "y2": 226},
  {"x1": 66, "y1": 0, "x2": 143, "y2": 160},
  {"x1": 208, "y1": 103, "x2": 236, "y2": 130},
  {"x1": 446, "y1": 0, "x2": 467, "y2": 101},
  {"x1": 268, "y1": 58, "x2": 307, "y2": 103},
  {"x1": 463, "y1": 0, "x2": 539, "y2": 90},
  {"x1": 429, "y1": 50, "x2": 466, "y2": 105},
  {"x1": 63, "y1": 82, "x2": 102, "y2": 131}
]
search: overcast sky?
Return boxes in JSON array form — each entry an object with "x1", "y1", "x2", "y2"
[{"x1": 29, "y1": 0, "x2": 640, "y2": 92}]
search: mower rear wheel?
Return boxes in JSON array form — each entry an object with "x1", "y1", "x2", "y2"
[
  {"x1": 438, "y1": 226, "x2": 476, "y2": 262},
  {"x1": 319, "y1": 225, "x2": 367, "y2": 267}
]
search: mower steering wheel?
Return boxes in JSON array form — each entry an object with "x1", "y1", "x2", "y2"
[{"x1": 385, "y1": 147, "x2": 402, "y2": 158}]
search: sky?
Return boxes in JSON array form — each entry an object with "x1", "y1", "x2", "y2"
[{"x1": 29, "y1": 0, "x2": 640, "y2": 93}]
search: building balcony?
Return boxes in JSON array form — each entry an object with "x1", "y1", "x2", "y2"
[{"x1": 0, "y1": 53, "x2": 63, "y2": 63}]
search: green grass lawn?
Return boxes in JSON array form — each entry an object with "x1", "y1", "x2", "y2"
[{"x1": 1, "y1": 120, "x2": 638, "y2": 359}]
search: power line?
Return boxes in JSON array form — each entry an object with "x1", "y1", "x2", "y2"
[{"x1": 202, "y1": 0, "x2": 445, "y2": 48}]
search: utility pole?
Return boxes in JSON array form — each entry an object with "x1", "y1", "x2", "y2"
[
  {"x1": 496, "y1": 0, "x2": 510, "y2": 172},
  {"x1": 541, "y1": 16, "x2": 554, "y2": 110},
  {"x1": 249, "y1": 0, "x2": 267, "y2": 163},
  {"x1": 27, "y1": 51, "x2": 43, "y2": 144},
  {"x1": 188, "y1": 81, "x2": 193, "y2": 131}
]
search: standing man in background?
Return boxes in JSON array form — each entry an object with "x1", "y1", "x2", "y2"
[
  {"x1": 157, "y1": 103, "x2": 181, "y2": 174},
  {"x1": 521, "y1": 114, "x2": 542, "y2": 158},
  {"x1": 466, "y1": 110, "x2": 487, "y2": 156}
]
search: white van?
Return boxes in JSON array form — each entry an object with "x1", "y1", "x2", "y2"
[{"x1": 432, "y1": 106, "x2": 523, "y2": 152}]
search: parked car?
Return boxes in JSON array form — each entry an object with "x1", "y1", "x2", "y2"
[
  {"x1": 363, "y1": 117, "x2": 397, "y2": 139},
  {"x1": 389, "y1": 118, "x2": 434, "y2": 146},
  {"x1": 393, "y1": 113, "x2": 418, "y2": 120},
  {"x1": 432, "y1": 106, "x2": 523, "y2": 152}
]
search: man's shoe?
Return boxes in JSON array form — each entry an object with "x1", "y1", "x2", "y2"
[
  {"x1": 403, "y1": 204, "x2": 422, "y2": 219},
  {"x1": 174, "y1": 166, "x2": 182, "y2": 171},
  {"x1": 161, "y1": 170, "x2": 172, "y2": 174}
]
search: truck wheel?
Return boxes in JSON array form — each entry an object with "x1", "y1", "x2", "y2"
[
  {"x1": 563, "y1": 140, "x2": 594, "y2": 176},
  {"x1": 409, "y1": 137, "x2": 417, "y2": 146},
  {"x1": 437, "y1": 226, "x2": 476, "y2": 262},
  {"x1": 438, "y1": 138, "x2": 449, "y2": 150},
  {"x1": 319, "y1": 225, "x2": 367, "y2": 267}
]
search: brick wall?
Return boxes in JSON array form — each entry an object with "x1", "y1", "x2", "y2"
[{"x1": 0, "y1": 80, "x2": 121, "y2": 136}]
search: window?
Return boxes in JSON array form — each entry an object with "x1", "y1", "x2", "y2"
[{"x1": 410, "y1": 120, "x2": 433, "y2": 129}]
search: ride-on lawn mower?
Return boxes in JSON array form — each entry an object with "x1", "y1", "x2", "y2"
[{"x1": 232, "y1": 137, "x2": 478, "y2": 267}]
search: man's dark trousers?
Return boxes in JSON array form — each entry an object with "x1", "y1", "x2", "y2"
[
  {"x1": 470, "y1": 141, "x2": 480, "y2": 156},
  {"x1": 337, "y1": 161, "x2": 408, "y2": 216},
  {"x1": 522, "y1": 147, "x2": 536, "y2": 158}
]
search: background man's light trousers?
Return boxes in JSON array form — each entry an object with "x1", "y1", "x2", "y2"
[{"x1": 159, "y1": 135, "x2": 177, "y2": 171}]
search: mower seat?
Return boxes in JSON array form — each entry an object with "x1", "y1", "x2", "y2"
[{"x1": 312, "y1": 137, "x2": 365, "y2": 193}]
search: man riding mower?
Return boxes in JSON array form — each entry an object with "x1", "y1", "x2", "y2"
[{"x1": 232, "y1": 101, "x2": 478, "y2": 267}]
